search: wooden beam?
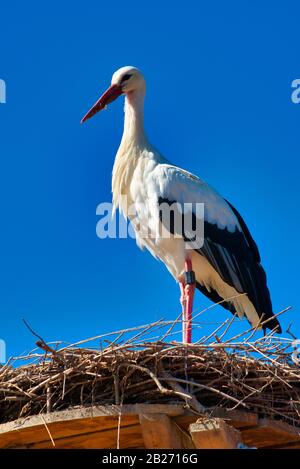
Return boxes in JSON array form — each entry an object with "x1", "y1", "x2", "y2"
[
  {"x1": 174, "y1": 409, "x2": 258, "y2": 433},
  {"x1": 240, "y1": 418, "x2": 300, "y2": 448},
  {"x1": 189, "y1": 418, "x2": 242, "y2": 449},
  {"x1": 0, "y1": 404, "x2": 185, "y2": 436},
  {"x1": 0, "y1": 405, "x2": 185, "y2": 449},
  {"x1": 1, "y1": 404, "x2": 298, "y2": 450},
  {"x1": 210, "y1": 408, "x2": 258, "y2": 428},
  {"x1": 139, "y1": 413, "x2": 193, "y2": 449}
]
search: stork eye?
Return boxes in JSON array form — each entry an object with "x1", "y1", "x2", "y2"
[{"x1": 121, "y1": 74, "x2": 132, "y2": 83}]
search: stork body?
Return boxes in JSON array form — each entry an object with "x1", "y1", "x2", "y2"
[{"x1": 81, "y1": 66, "x2": 282, "y2": 341}]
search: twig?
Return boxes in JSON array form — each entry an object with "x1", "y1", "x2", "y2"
[
  {"x1": 161, "y1": 371, "x2": 206, "y2": 414},
  {"x1": 286, "y1": 323, "x2": 297, "y2": 341},
  {"x1": 118, "y1": 363, "x2": 192, "y2": 400},
  {"x1": 40, "y1": 414, "x2": 55, "y2": 447}
]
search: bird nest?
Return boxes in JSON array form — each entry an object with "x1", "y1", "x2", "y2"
[{"x1": 0, "y1": 306, "x2": 299, "y2": 427}]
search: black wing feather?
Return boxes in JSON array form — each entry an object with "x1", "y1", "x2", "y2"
[{"x1": 158, "y1": 196, "x2": 281, "y2": 333}]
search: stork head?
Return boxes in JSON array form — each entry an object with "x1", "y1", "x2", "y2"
[
  {"x1": 111, "y1": 66, "x2": 145, "y2": 93},
  {"x1": 81, "y1": 66, "x2": 144, "y2": 124}
]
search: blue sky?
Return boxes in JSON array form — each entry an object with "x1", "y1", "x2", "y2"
[{"x1": 0, "y1": 1, "x2": 299, "y2": 359}]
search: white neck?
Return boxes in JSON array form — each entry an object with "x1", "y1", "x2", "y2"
[
  {"x1": 112, "y1": 85, "x2": 151, "y2": 211},
  {"x1": 120, "y1": 87, "x2": 147, "y2": 148}
]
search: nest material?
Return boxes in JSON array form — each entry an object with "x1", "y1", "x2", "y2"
[{"x1": 0, "y1": 312, "x2": 299, "y2": 426}]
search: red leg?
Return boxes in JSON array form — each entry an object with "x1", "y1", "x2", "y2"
[
  {"x1": 179, "y1": 281, "x2": 186, "y2": 341},
  {"x1": 184, "y1": 259, "x2": 195, "y2": 344}
]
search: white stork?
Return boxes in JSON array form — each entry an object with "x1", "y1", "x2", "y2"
[{"x1": 81, "y1": 66, "x2": 281, "y2": 342}]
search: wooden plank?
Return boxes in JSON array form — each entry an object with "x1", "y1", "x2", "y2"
[
  {"x1": 264, "y1": 440, "x2": 300, "y2": 449},
  {"x1": 0, "y1": 414, "x2": 140, "y2": 448},
  {"x1": 189, "y1": 418, "x2": 242, "y2": 449},
  {"x1": 241, "y1": 418, "x2": 300, "y2": 448},
  {"x1": 139, "y1": 413, "x2": 194, "y2": 449},
  {"x1": 0, "y1": 404, "x2": 184, "y2": 435},
  {"x1": 0, "y1": 404, "x2": 185, "y2": 448},
  {"x1": 18, "y1": 423, "x2": 144, "y2": 449}
]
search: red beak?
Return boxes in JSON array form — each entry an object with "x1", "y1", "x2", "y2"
[{"x1": 80, "y1": 84, "x2": 123, "y2": 124}]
